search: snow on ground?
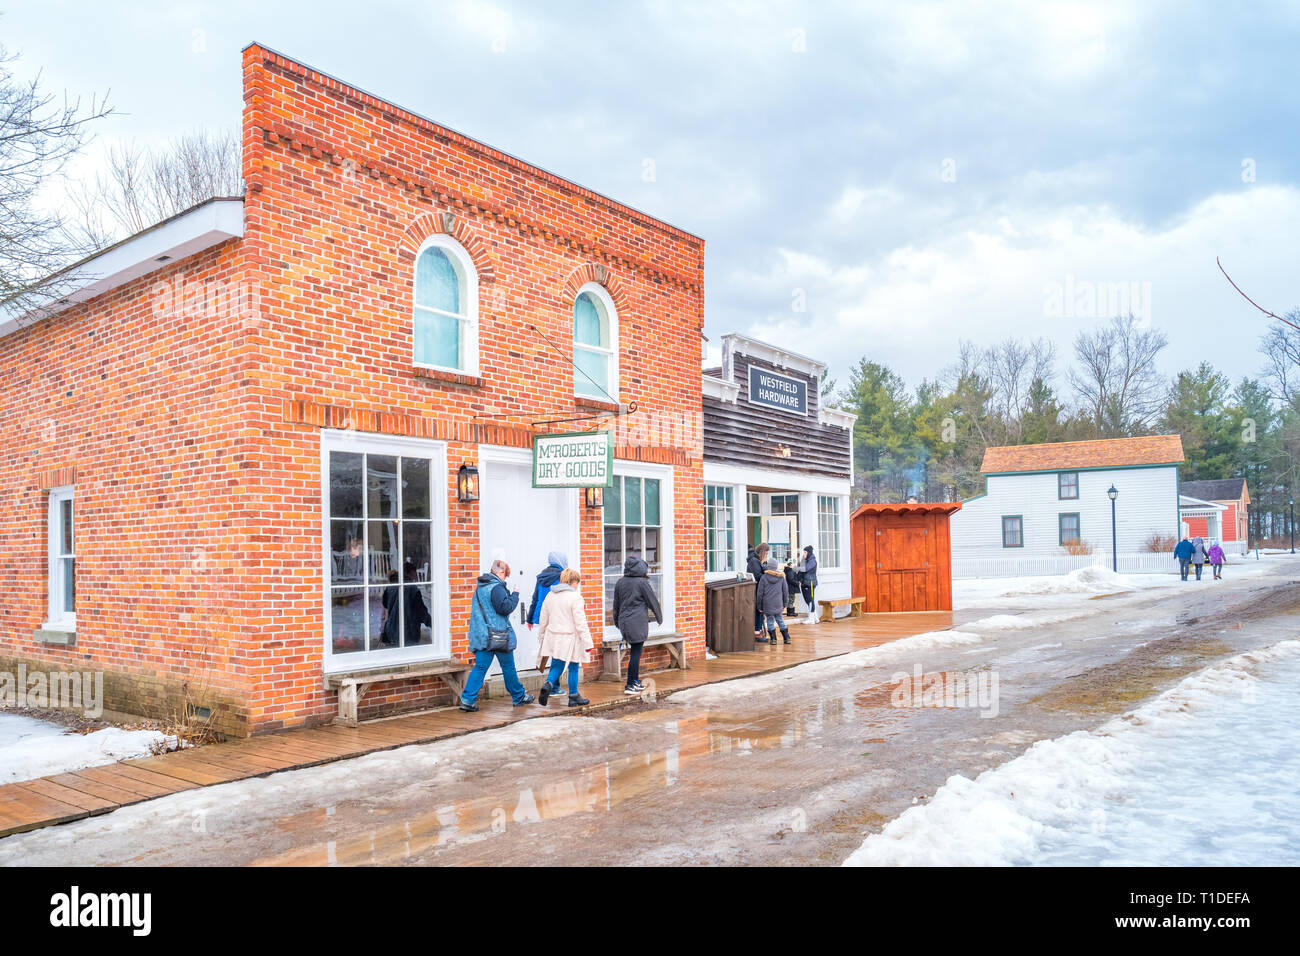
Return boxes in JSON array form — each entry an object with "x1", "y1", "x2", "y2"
[
  {"x1": 843, "y1": 640, "x2": 1300, "y2": 866},
  {"x1": 0, "y1": 714, "x2": 166, "y2": 786},
  {"x1": 954, "y1": 552, "x2": 1293, "y2": 611},
  {"x1": 0, "y1": 714, "x2": 636, "y2": 863},
  {"x1": 667, "y1": 629, "x2": 984, "y2": 707}
]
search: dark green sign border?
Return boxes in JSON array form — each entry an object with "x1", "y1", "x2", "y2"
[{"x1": 532, "y1": 429, "x2": 615, "y2": 489}]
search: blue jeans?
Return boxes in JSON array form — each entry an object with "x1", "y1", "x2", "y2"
[
  {"x1": 1179, "y1": 559, "x2": 1190, "y2": 580},
  {"x1": 461, "y1": 650, "x2": 529, "y2": 705},
  {"x1": 764, "y1": 612, "x2": 788, "y2": 638},
  {"x1": 546, "y1": 658, "x2": 580, "y2": 692}
]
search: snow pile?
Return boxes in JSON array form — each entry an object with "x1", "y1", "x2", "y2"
[
  {"x1": 844, "y1": 640, "x2": 1300, "y2": 866},
  {"x1": 669, "y1": 629, "x2": 983, "y2": 707},
  {"x1": 963, "y1": 608, "x2": 1093, "y2": 632},
  {"x1": 0, "y1": 720, "x2": 167, "y2": 786},
  {"x1": 1002, "y1": 565, "x2": 1137, "y2": 596}
]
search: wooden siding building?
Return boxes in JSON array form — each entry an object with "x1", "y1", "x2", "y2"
[
  {"x1": 701, "y1": 334, "x2": 856, "y2": 610},
  {"x1": 851, "y1": 503, "x2": 961, "y2": 613}
]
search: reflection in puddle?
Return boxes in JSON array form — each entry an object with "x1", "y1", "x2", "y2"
[{"x1": 252, "y1": 688, "x2": 903, "y2": 865}]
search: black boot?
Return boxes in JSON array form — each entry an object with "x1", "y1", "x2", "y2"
[
  {"x1": 782, "y1": 629, "x2": 791, "y2": 644},
  {"x1": 567, "y1": 691, "x2": 590, "y2": 706},
  {"x1": 538, "y1": 681, "x2": 552, "y2": 706}
]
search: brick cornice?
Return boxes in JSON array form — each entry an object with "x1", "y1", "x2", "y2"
[
  {"x1": 252, "y1": 121, "x2": 703, "y2": 294},
  {"x1": 245, "y1": 44, "x2": 703, "y2": 250}
]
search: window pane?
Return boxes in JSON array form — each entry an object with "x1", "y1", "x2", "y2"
[
  {"x1": 402, "y1": 457, "x2": 431, "y2": 519},
  {"x1": 61, "y1": 499, "x2": 73, "y2": 555},
  {"x1": 369, "y1": 586, "x2": 400, "y2": 653},
  {"x1": 402, "y1": 521, "x2": 432, "y2": 582},
  {"x1": 367, "y1": 455, "x2": 399, "y2": 519},
  {"x1": 624, "y1": 477, "x2": 642, "y2": 525},
  {"x1": 415, "y1": 246, "x2": 461, "y2": 314},
  {"x1": 644, "y1": 478, "x2": 660, "y2": 526},
  {"x1": 63, "y1": 557, "x2": 75, "y2": 612},
  {"x1": 574, "y1": 346, "x2": 610, "y2": 397},
  {"x1": 405, "y1": 584, "x2": 434, "y2": 647},
  {"x1": 367, "y1": 521, "x2": 399, "y2": 584},
  {"x1": 415, "y1": 309, "x2": 462, "y2": 369},
  {"x1": 331, "y1": 589, "x2": 366, "y2": 655},
  {"x1": 573, "y1": 292, "x2": 607, "y2": 347},
  {"x1": 330, "y1": 452, "x2": 364, "y2": 518},
  {"x1": 603, "y1": 526, "x2": 623, "y2": 572},
  {"x1": 604, "y1": 476, "x2": 622, "y2": 524},
  {"x1": 331, "y1": 520, "x2": 367, "y2": 585},
  {"x1": 626, "y1": 526, "x2": 642, "y2": 559},
  {"x1": 643, "y1": 527, "x2": 660, "y2": 568}
]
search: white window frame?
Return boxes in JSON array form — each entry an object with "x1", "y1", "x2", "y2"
[
  {"x1": 573, "y1": 281, "x2": 619, "y2": 401},
  {"x1": 704, "y1": 484, "x2": 736, "y2": 574},
  {"x1": 603, "y1": 460, "x2": 673, "y2": 641},
  {"x1": 816, "y1": 494, "x2": 842, "y2": 569},
  {"x1": 46, "y1": 485, "x2": 76, "y2": 630},
  {"x1": 412, "y1": 234, "x2": 479, "y2": 376},
  {"x1": 320, "y1": 429, "x2": 452, "y2": 674}
]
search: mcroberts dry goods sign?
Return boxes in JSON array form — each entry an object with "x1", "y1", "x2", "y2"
[
  {"x1": 748, "y1": 365, "x2": 808, "y2": 415},
  {"x1": 532, "y1": 430, "x2": 614, "y2": 488}
]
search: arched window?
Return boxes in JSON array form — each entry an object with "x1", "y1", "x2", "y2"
[
  {"x1": 572, "y1": 283, "x2": 618, "y2": 399},
  {"x1": 413, "y1": 235, "x2": 478, "y2": 374}
]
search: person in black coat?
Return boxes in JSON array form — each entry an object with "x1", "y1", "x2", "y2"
[
  {"x1": 782, "y1": 560, "x2": 800, "y2": 617},
  {"x1": 612, "y1": 554, "x2": 663, "y2": 694},
  {"x1": 380, "y1": 563, "x2": 433, "y2": 646},
  {"x1": 754, "y1": 557, "x2": 791, "y2": 645},
  {"x1": 746, "y1": 543, "x2": 769, "y2": 638},
  {"x1": 798, "y1": 545, "x2": 819, "y2": 625}
]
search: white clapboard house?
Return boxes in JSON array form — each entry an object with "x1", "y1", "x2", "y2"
[{"x1": 949, "y1": 435, "x2": 1186, "y2": 578}]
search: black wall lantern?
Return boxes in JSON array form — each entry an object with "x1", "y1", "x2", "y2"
[
  {"x1": 584, "y1": 486, "x2": 604, "y2": 509},
  {"x1": 457, "y1": 463, "x2": 480, "y2": 503}
]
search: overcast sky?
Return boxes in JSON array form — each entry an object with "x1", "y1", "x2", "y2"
[{"x1": 7, "y1": 1, "x2": 1298, "y2": 395}]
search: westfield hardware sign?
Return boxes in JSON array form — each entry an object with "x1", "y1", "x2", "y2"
[{"x1": 532, "y1": 431, "x2": 614, "y2": 488}]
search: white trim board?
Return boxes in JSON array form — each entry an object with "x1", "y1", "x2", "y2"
[{"x1": 1, "y1": 198, "x2": 245, "y2": 338}]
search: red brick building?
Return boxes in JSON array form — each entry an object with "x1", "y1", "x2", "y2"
[{"x1": 1, "y1": 44, "x2": 706, "y2": 735}]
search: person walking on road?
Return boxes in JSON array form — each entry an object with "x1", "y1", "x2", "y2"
[
  {"x1": 1208, "y1": 540, "x2": 1226, "y2": 580},
  {"x1": 755, "y1": 557, "x2": 791, "y2": 645},
  {"x1": 1174, "y1": 536, "x2": 1193, "y2": 581},
  {"x1": 460, "y1": 558, "x2": 535, "y2": 712},
  {"x1": 1191, "y1": 536, "x2": 1209, "y2": 580},
  {"x1": 797, "y1": 544, "x2": 819, "y2": 624},
  {"x1": 528, "y1": 550, "x2": 569, "y2": 692},
  {"x1": 536, "y1": 568, "x2": 593, "y2": 707},
  {"x1": 612, "y1": 554, "x2": 663, "y2": 695}
]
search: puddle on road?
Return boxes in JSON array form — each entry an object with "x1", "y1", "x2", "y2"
[{"x1": 251, "y1": 690, "x2": 907, "y2": 865}]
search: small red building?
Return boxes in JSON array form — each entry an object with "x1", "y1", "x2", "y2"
[
  {"x1": 851, "y1": 503, "x2": 962, "y2": 612},
  {"x1": 1179, "y1": 479, "x2": 1250, "y2": 554}
]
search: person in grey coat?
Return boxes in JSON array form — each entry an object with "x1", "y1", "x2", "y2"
[
  {"x1": 1191, "y1": 536, "x2": 1209, "y2": 580},
  {"x1": 754, "y1": 557, "x2": 791, "y2": 645},
  {"x1": 797, "y1": 545, "x2": 819, "y2": 624}
]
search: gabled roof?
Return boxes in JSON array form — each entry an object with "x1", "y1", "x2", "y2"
[
  {"x1": 981, "y1": 435, "x2": 1185, "y2": 474},
  {"x1": 852, "y1": 502, "x2": 963, "y2": 517},
  {"x1": 1179, "y1": 478, "x2": 1247, "y2": 502}
]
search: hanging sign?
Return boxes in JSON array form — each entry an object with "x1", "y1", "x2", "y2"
[
  {"x1": 748, "y1": 365, "x2": 808, "y2": 415},
  {"x1": 533, "y1": 430, "x2": 614, "y2": 488}
]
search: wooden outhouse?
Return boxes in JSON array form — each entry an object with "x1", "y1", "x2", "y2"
[{"x1": 850, "y1": 503, "x2": 962, "y2": 612}]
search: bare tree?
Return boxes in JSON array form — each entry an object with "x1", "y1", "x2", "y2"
[
  {"x1": 1260, "y1": 317, "x2": 1300, "y2": 408},
  {"x1": 1068, "y1": 313, "x2": 1169, "y2": 436},
  {"x1": 0, "y1": 42, "x2": 112, "y2": 316},
  {"x1": 68, "y1": 128, "x2": 242, "y2": 249},
  {"x1": 982, "y1": 337, "x2": 1056, "y2": 443}
]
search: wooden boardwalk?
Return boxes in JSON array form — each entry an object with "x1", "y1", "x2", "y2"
[{"x1": 0, "y1": 611, "x2": 967, "y2": 839}]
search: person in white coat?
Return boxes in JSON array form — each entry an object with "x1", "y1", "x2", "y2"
[{"x1": 536, "y1": 568, "x2": 593, "y2": 707}]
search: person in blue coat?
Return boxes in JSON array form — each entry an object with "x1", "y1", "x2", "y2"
[
  {"x1": 527, "y1": 551, "x2": 569, "y2": 692},
  {"x1": 459, "y1": 558, "x2": 536, "y2": 712},
  {"x1": 1173, "y1": 536, "x2": 1194, "y2": 581}
]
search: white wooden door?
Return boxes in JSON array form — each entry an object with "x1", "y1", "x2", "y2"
[{"x1": 478, "y1": 455, "x2": 576, "y2": 674}]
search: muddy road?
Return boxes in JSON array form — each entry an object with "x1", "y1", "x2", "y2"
[{"x1": 2, "y1": 561, "x2": 1297, "y2": 866}]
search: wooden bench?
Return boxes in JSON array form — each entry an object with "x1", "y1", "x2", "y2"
[
  {"x1": 817, "y1": 596, "x2": 866, "y2": 623},
  {"x1": 324, "y1": 659, "x2": 472, "y2": 727},
  {"x1": 599, "y1": 633, "x2": 688, "y2": 682}
]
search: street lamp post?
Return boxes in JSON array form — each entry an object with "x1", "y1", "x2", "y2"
[
  {"x1": 1290, "y1": 497, "x2": 1295, "y2": 555},
  {"x1": 1108, "y1": 485, "x2": 1119, "y2": 573}
]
